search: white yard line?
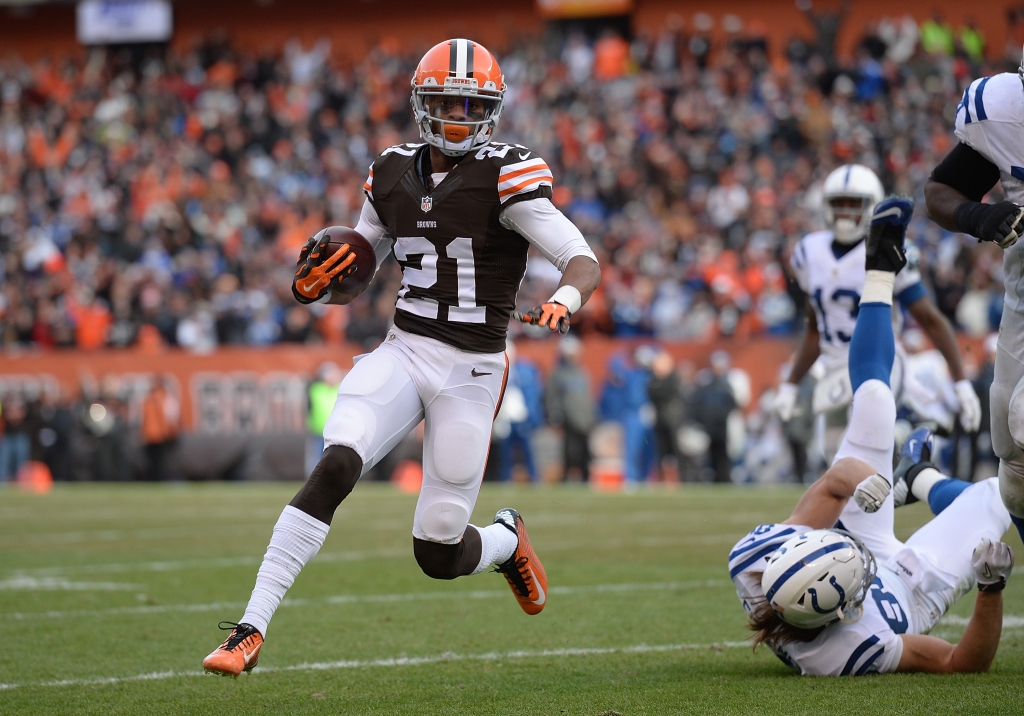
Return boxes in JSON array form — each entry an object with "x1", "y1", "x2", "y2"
[
  {"x1": 5, "y1": 535, "x2": 731, "y2": 579},
  {"x1": 8, "y1": 547, "x2": 410, "y2": 578},
  {"x1": 0, "y1": 640, "x2": 750, "y2": 691},
  {"x1": 939, "y1": 614, "x2": 1024, "y2": 628},
  {"x1": 0, "y1": 577, "x2": 142, "y2": 591},
  {"x1": 0, "y1": 579, "x2": 728, "y2": 621}
]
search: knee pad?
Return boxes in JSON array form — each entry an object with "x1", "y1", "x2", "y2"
[
  {"x1": 431, "y1": 421, "x2": 487, "y2": 487},
  {"x1": 417, "y1": 500, "x2": 470, "y2": 543},
  {"x1": 1007, "y1": 375, "x2": 1024, "y2": 450},
  {"x1": 288, "y1": 445, "x2": 363, "y2": 525}
]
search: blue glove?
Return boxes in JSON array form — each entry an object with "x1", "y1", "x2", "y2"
[{"x1": 866, "y1": 194, "x2": 914, "y2": 273}]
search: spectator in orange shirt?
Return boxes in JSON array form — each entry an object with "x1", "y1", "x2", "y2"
[{"x1": 140, "y1": 376, "x2": 181, "y2": 481}]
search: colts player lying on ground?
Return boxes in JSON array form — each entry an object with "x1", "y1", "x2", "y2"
[
  {"x1": 729, "y1": 196, "x2": 1015, "y2": 676},
  {"x1": 201, "y1": 38, "x2": 601, "y2": 677}
]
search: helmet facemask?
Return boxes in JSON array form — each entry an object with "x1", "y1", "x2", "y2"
[
  {"x1": 829, "y1": 530, "x2": 876, "y2": 623},
  {"x1": 826, "y1": 195, "x2": 875, "y2": 244},
  {"x1": 411, "y1": 78, "x2": 504, "y2": 156}
]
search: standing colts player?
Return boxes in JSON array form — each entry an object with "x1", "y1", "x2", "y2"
[
  {"x1": 731, "y1": 196, "x2": 1014, "y2": 676},
  {"x1": 776, "y1": 164, "x2": 979, "y2": 463},
  {"x1": 925, "y1": 55, "x2": 1024, "y2": 544},
  {"x1": 202, "y1": 39, "x2": 601, "y2": 676}
]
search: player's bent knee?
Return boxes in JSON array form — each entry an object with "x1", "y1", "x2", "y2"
[
  {"x1": 998, "y1": 465, "x2": 1024, "y2": 516},
  {"x1": 845, "y1": 380, "x2": 896, "y2": 450},
  {"x1": 1007, "y1": 375, "x2": 1024, "y2": 450},
  {"x1": 418, "y1": 501, "x2": 470, "y2": 543},
  {"x1": 412, "y1": 538, "x2": 463, "y2": 580},
  {"x1": 288, "y1": 445, "x2": 363, "y2": 525},
  {"x1": 431, "y1": 421, "x2": 488, "y2": 487}
]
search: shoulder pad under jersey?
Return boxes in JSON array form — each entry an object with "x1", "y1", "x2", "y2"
[
  {"x1": 470, "y1": 143, "x2": 553, "y2": 204},
  {"x1": 956, "y1": 73, "x2": 1024, "y2": 129},
  {"x1": 955, "y1": 74, "x2": 1024, "y2": 172},
  {"x1": 363, "y1": 143, "x2": 425, "y2": 200}
]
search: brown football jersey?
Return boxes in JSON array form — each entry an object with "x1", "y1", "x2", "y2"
[{"x1": 363, "y1": 142, "x2": 553, "y2": 353}]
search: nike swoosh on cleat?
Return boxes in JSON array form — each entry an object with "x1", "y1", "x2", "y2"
[
  {"x1": 907, "y1": 439, "x2": 917, "y2": 455},
  {"x1": 244, "y1": 648, "x2": 258, "y2": 666},
  {"x1": 471, "y1": 369, "x2": 492, "y2": 377},
  {"x1": 529, "y1": 566, "x2": 546, "y2": 606}
]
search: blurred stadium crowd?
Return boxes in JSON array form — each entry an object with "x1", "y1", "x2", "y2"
[{"x1": 0, "y1": 9, "x2": 1020, "y2": 351}]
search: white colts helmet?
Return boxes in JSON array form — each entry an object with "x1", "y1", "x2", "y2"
[
  {"x1": 822, "y1": 165, "x2": 885, "y2": 244},
  {"x1": 760, "y1": 529, "x2": 876, "y2": 629}
]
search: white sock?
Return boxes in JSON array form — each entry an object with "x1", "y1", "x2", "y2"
[
  {"x1": 240, "y1": 506, "x2": 330, "y2": 636},
  {"x1": 862, "y1": 270, "x2": 895, "y2": 305},
  {"x1": 471, "y1": 523, "x2": 518, "y2": 574},
  {"x1": 911, "y1": 467, "x2": 946, "y2": 504}
]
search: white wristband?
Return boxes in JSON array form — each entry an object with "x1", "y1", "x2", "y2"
[{"x1": 548, "y1": 285, "x2": 582, "y2": 314}]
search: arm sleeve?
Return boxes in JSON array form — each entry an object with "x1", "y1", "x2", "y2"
[
  {"x1": 352, "y1": 198, "x2": 393, "y2": 270},
  {"x1": 929, "y1": 142, "x2": 1000, "y2": 202},
  {"x1": 498, "y1": 198, "x2": 598, "y2": 273}
]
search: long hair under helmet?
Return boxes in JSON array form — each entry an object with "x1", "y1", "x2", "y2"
[
  {"x1": 822, "y1": 164, "x2": 885, "y2": 244},
  {"x1": 411, "y1": 39, "x2": 506, "y2": 156},
  {"x1": 760, "y1": 529, "x2": 877, "y2": 629}
]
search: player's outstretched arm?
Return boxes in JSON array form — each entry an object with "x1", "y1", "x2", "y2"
[
  {"x1": 556, "y1": 255, "x2": 601, "y2": 306},
  {"x1": 926, "y1": 143, "x2": 1022, "y2": 248},
  {"x1": 897, "y1": 539, "x2": 1012, "y2": 673},
  {"x1": 785, "y1": 301, "x2": 821, "y2": 385},
  {"x1": 784, "y1": 457, "x2": 884, "y2": 529},
  {"x1": 501, "y1": 197, "x2": 600, "y2": 333},
  {"x1": 776, "y1": 302, "x2": 820, "y2": 420},
  {"x1": 906, "y1": 297, "x2": 982, "y2": 431},
  {"x1": 923, "y1": 178, "x2": 969, "y2": 233}
]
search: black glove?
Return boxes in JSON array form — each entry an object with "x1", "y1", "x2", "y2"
[{"x1": 954, "y1": 200, "x2": 1024, "y2": 249}]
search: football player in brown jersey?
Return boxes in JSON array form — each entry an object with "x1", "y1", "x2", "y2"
[{"x1": 203, "y1": 39, "x2": 601, "y2": 677}]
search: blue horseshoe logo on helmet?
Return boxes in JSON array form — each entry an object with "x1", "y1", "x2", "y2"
[{"x1": 808, "y1": 576, "x2": 847, "y2": 613}]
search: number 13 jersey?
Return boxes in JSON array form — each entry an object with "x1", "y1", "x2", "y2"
[{"x1": 363, "y1": 142, "x2": 554, "y2": 353}]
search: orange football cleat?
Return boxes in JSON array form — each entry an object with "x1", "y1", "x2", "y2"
[
  {"x1": 202, "y1": 622, "x2": 263, "y2": 678},
  {"x1": 493, "y1": 508, "x2": 548, "y2": 615}
]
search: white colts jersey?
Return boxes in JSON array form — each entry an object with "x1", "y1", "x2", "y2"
[
  {"x1": 790, "y1": 231, "x2": 924, "y2": 371},
  {"x1": 729, "y1": 523, "x2": 911, "y2": 676},
  {"x1": 955, "y1": 73, "x2": 1024, "y2": 312}
]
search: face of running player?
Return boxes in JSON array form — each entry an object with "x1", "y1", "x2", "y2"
[
  {"x1": 426, "y1": 95, "x2": 488, "y2": 122},
  {"x1": 829, "y1": 196, "x2": 869, "y2": 228},
  {"x1": 425, "y1": 95, "x2": 495, "y2": 146}
]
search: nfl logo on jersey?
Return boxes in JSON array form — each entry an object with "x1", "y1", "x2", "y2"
[{"x1": 421, "y1": 196, "x2": 432, "y2": 213}]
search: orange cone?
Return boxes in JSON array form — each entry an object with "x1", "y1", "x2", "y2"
[
  {"x1": 391, "y1": 460, "x2": 423, "y2": 494},
  {"x1": 16, "y1": 461, "x2": 53, "y2": 494}
]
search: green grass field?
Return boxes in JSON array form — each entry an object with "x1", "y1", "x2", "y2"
[{"x1": 1, "y1": 482, "x2": 1021, "y2": 715}]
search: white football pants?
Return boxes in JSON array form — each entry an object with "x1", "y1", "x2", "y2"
[
  {"x1": 324, "y1": 326, "x2": 508, "y2": 544},
  {"x1": 991, "y1": 307, "x2": 1024, "y2": 518},
  {"x1": 829, "y1": 381, "x2": 1011, "y2": 634}
]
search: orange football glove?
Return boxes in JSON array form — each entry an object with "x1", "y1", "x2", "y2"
[
  {"x1": 292, "y1": 233, "x2": 357, "y2": 304},
  {"x1": 513, "y1": 302, "x2": 571, "y2": 335}
]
